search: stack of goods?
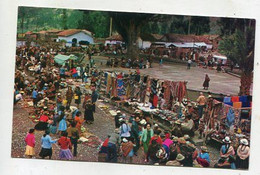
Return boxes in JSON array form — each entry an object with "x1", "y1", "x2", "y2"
[
  {"x1": 223, "y1": 95, "x2": 252, "y2": 108},
  {"x1": 152, "y1": 109, "x2": 178, "y2": 125}
]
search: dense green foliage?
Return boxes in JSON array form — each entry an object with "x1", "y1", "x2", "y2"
[
  {"x1": 17, "y1": 7, "x2": 109, "y2": 38},
  {"x1": 218, "y1": 19, "x2": 255, "y2": 72},
  {"x1": 17, "y1": 6, "x2": 213, "y2": 37}
]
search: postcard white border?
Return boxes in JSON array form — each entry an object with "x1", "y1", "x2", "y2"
[{"x1": 0, "y1": 0, "x2": 260, "y2": 175}]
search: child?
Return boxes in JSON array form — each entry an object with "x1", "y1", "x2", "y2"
[
  {"x1": 58, "y1": 131, "x2": 73, "y2": 160},
  {"x1": 74, "y1": 111, "x2": 84, "y2": 133},
  {"x1": 24, "y1": 129, "x2": 35, "y2": 158}
]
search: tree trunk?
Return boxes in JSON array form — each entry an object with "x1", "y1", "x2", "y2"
[
  {"x1": 239, "y1": 71, "x2": 253, "y2": 95},
  {"x1": 126, "y1": 21, "x2": 139, "y2": 61}
]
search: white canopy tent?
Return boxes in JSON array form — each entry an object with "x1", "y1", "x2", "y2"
[{"x1": 213, "y1": 55, "x2": 228, "y2": 64}]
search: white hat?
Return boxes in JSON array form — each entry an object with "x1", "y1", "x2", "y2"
[
  {"x1": 140, "y1": 119, "x2": 147, "y2": 125},
  {"x1": 223, "y1": 136, "x2": 231, "y2": 143},
  {"x1": 122, "y1": 138, "x2": 128, "y2": 143},
  {"x1": 240, "y1": 138, "x2": 249, "y2": 146},
  {"x1": 184, "y1": 134, "x2": 190, "y2": 140},
  {"x1": 57, "y1": 93, "x2": 61, "y2": 96},
  {"x1": 154, "y1": 123, "x2": 158, "y2": 127},
  {"x1": 116, "y1": 110, "x2": 121, "y2": 114},
  {"x1": 119, "y1": 118, "x2": 124, "y2": 122},
  {"x1": 176, "y1": 154, "x2": 185, "y2": 161}
]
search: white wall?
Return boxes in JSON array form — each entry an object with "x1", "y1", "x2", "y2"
[
  {"x1": 137, "y1": 37, "x2": 152, "y2": 49},
  {"x1": 105, "y1": 40, "x2": 123, "y2": 46},
  {"x1": 58, "y1": 31, "x2": 94, "y2": 47}
]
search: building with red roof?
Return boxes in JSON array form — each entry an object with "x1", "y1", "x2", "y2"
[{"x1": 57, "y1": 29, "x2": 94, "y2": 47}]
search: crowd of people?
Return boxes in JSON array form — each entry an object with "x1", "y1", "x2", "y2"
[
  {"x1": 98, "y1": 104, "x2": 250, "y2": 169},
  {"x1": 14, "y1": 45, "x2": 250, "y2": 169},
  {"x1": 106, "y1": 56, "x2": 153, "y2": 69}
]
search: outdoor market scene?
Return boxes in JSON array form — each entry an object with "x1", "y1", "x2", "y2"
[{"x1": 12, "y1": 7, "x2": 255, "y2": 170}]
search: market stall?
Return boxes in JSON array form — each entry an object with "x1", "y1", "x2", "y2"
[{"x1": 204, "y1": 96, "x2": 252, "y2": 146}]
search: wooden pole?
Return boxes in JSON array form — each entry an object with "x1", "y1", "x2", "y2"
[{"x1": 109, "y1": 17, "x2": 113, "y2": 37}]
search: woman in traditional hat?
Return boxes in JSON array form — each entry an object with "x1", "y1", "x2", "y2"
[
  {"x1": 39, "y1": 130, "x2": 57, "y2": 159},
  {"x1": 74, "y1": 86, "x2": 82, "y2": 108},
  {"x1": 121, "y1": 138, "x2": 134, "y2": 163},
  {"x1": 140, "y1": 123, "x2": 154, "y2": 162},
  {"x1": 236, "y1": 138, "x2": 250, "y2": 169},
  {"x1": 84, "y1": 99, "x2": 94, "y2": 124},
  {"x1": 34, "y1": 110, "x2": 49, "y2": 131},
  {"x1": 197, "y1": 146, "x2": 210, "y2": 167},
  {"x1": 219, "y1": 136, "x2": 236, "y2": 169},
  {"x1": 65, "y1": 86, "x2": 73, "y2": 109},
  {"x1": 203, "y1": 74, "x2": 210, "y2": 90},
  {"x1": 166, "y1": 153, "x2": 185, "y2": 166},
  {"x1": 58, "y1": 112, "x2": 67, "y2": 135}
]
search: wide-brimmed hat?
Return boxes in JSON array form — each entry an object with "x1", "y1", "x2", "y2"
[
  {"x1": 119, "y1": 118, "x2": 124, "y2": 122},
  {"x1": 140, "y1": 119, "x2": 147, "y2": 125},
  {"x1": 184, "y1": 134, "x2": 190, "y2": 140},
  {"x1": 240, "y1": 138, "x2": 249, "y2": 146},
  {"x1": 175, "y1": 120, "x2": 181, "y2": 125},
  {"x1": 222, "y1": 136, "x2": 231, "y2": 144},
  {"x1": 172, "y1": 137, "x2": 179, "y2": 142},
  {"x1": 176, "y1": 154, "x2": 185, "y2": 161},
  {"x1": 178, "y1": 138, "x2": 186, "y2": 144},
  {"x1": 156, "y1": 148, "x2": 167, "y2": 159},
  {"x1": 201, "y1": 146, "x2": 208, "y2": 152}
]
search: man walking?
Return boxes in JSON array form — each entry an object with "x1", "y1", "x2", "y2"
[{"x1": 197, "y1": 92, "x2": 206, "y2": 119}]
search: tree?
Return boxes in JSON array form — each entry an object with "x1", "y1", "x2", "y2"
[
  {"x1": 151, "y1": 22, "x2": 160, "y2": 34},
  {"x1": 110, "y1": 12, "x2": 155, "y2": 60},
  {"x1": 190, "y1": 16, "x2": 210, "y2": 35},
  {"x1": 62, "y1": 9, "x2": 68, "y2": 30},
  {"x1": 219, "y1": 19, "x2": 255, "y2": 95},
  {"x1": 161, "y1": 22, "x2": 168, "y2": 34},
  {"x1": 79, "y1": 11, "x2": 110, "y2": 38}
]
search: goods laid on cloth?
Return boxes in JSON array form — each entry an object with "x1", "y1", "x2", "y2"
[
  {"x1": 204, "y1": 99, "x2": 251, "y2": 144},
  {"x1": 81, "y1": 135, "x2": 102, "y2": 148},
  {"x1": 54, "y1": 54, "x2": 78, "y2": 65}
]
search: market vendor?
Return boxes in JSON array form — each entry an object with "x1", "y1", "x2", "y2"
[
  {"x1": 171, "y1": 121, "x2": 183, "y2": 137},
  {"x1": 181, "y1": 115, "x2": 195, "y2": 136},
  {"x1": 219, "y1": 136, "x2": 236, "y2": 169},
  {"x1": 35, "y1": 110, "x2": 49, "y2": 131},
  {"x1": 196, "y1": 146, "x2": 210, "y2": 167},
  {"x1": 114, "y1": 111, "x2": 122, "y2": 128}
]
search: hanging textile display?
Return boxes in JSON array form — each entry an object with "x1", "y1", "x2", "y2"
[{"x1": 117, "y1": 78, "x2": 125, "y2": 96}]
